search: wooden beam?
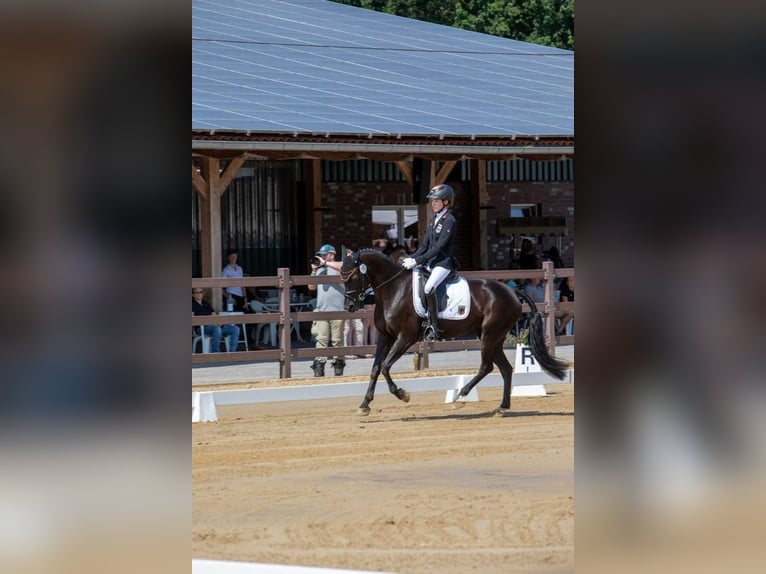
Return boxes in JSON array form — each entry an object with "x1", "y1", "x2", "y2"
[
  {"x1": 199, "y1": 157, "x2": 223, "y2": 309},
  {"x1": 417, "y1": 160, "x2": 435, "y2": 242},
  {"x1": 470, "y1": 159, "x2": 488, "y2": 270},
  {"x1": 217, "y1": 156, "x2": 246, "y2": 193},
  {"x1": 192, "y1": 164, "x2": 208, "y2": 199},
  {"x1": 305, "y1": 159, "x2": 322, "y2": 251},
  {"x1": 435, "y1": 160, "x2": 457, "y2": 185},
  {"x1": 395, "y1": 160, "x2": 413, "y2": 186}
]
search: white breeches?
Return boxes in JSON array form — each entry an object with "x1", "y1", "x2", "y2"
[{"x1": 424, "y1": 266, "x2": 450, "y2": 294}]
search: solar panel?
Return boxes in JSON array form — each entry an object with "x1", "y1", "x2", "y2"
[{"x1": 192, "y1": 0, "x2": 573, "y2": 136}]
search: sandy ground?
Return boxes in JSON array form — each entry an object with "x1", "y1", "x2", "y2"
[{"x1": 192, "y1": 384, "x2": 574, "y2": 574}]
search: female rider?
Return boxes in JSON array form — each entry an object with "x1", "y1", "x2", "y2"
[{"x1": 401, "y1": 184, "x2": 457, "y2": 341}]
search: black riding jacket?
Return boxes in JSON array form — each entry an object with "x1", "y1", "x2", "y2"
[{"x1": 412, "y1": 210, "x2": 457, "y2": 270}]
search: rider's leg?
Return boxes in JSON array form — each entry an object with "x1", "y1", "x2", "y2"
[{"x1": 423, "y1": 267, "x2": 450, "y2": 341}]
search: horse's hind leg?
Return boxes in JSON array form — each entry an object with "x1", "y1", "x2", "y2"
[
  {"x1": 455, "y1": 337, "x2": 499, "y2": 402},
  {"x1": 491, "y1": 346, "x2": 514, "y2": 413}
]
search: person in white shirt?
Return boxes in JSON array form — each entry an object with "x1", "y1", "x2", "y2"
[{"x1": 222, "y1": 249, "x2": 247, "y2": 311}]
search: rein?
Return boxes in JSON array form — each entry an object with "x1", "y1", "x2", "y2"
[{"x1": 341, "y1": 260, "x2": 406, "y2": 301}]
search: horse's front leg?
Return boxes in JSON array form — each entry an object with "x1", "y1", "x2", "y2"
[
  {"x1": 357, "y1": 336, "x2": 392, "y2": 416},
  {"x1": 379, "y1": 334, "x2": 418, "y2": 405}
]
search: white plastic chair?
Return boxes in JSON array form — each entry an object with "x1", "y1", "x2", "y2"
[
  {"x1": 192, "y1": 327, "x2": 210, "y2": 354},
  {"x1": 192, "y1": 326, "x2": 232, "y2": 353},
  {"x1": 249, "y1": 300, "x2": 279, "y2": 346}
]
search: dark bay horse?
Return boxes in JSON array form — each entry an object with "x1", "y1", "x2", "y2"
[{"x1": 340, "y1": 249, "x2": 569, "y2": 416}]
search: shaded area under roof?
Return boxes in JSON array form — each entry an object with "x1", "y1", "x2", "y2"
[{"x1": 192, "y1": 0, "x2": 573, "y2": 138}]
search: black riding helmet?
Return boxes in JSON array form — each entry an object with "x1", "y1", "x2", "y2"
[{"x1": 426, "y1": 183, "x2": 455, "y2": 203}]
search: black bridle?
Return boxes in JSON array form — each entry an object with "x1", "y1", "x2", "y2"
[{"x1": 340, "y1": 257, "x2": 406, "y2": 304}]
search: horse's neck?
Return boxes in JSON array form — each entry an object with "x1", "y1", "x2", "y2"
[{"x1": 364, "y1": 254, "x2": 398, "y2": 281}]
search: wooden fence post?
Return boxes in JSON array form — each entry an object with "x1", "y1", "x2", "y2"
[
  {"x1": 542, "y1": 260, "x2": 557, "y2": 356},
  {"x1": 278, "y1": 268, "x2": 292, "y2": 378}
]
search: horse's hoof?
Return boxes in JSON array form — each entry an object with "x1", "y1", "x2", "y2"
[
  {"x1": 493, "y1": 407, "x2": 511, "y2": 417},
  {"x1": 450, "y1": 401, "x2": 466, "y2": 410},
  {"x1": 357, "y1": 407, "x2": 371, "y2": 416},
  {"x1": 399, "y1": 390, "x2": 410, "y2": 403}
]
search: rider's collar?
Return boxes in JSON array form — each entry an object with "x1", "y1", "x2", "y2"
[{"x1": 433, "y1": 207, "x2": 448, "y2": 225}]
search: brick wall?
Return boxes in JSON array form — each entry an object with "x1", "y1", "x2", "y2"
[{"x1": 317, "y1": 180, "x2": 574, "y2": 269}]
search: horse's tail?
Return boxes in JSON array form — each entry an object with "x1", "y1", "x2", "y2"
[{"x1": 515, "y1": 290, "x2": 569, "y2": 380}]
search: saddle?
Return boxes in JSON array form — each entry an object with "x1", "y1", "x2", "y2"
[
  {"x1": 412, "y1": 269, "x2": 470, "y2": 321},
  {"x1": 417, "y1": 267, "x2": 456, "y2": 311}
]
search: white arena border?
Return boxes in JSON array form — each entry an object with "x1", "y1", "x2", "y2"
[
  {"x1": 193, "y1": 370, "x2": 574, "y2": 423},
  {"x1": 193, "y1": 558, "x2": 394, "y2": 573}
]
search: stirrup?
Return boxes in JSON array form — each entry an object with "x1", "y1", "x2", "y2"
[{"x1": 423, "y1": 324, "x2": 442, "y2": 342}]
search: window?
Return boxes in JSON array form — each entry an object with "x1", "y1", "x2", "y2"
[
  {"x1": 372, "y1": 206, "x2": 419, "y2": 247},
  {"x1": 510, "y1": 203, "x2": 540, "y2": 218}
]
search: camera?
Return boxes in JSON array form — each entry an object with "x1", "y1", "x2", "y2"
[{"x1": 310, "y1": 256, "x2": 322, "y2": 266}]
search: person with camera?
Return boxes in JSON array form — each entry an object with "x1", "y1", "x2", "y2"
[{"x1": 307, "y1": 244, "x2": 346, "y2": 377}]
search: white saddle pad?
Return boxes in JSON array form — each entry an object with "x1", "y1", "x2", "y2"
[{"x1": 412, "y1": 270, "x2": 471, "y2": 320}]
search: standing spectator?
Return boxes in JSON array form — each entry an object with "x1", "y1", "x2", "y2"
[
  {"x1": 556, "y1": 276, "x2": 575, "y2": 335},
  {"x1": 222, "y1": 249, "x2": 247, "y2": 311},
  {"x1": 192, "y1": 288, "x2": 240, "y2": 352},
  {"x1": 547, "y1": 246, "x2": 565, "y2": 268},
  {"x1": 518, "y1": 238, "x2": 541, "y2": 270},
  {"x1": 308, "y1": 244, "x2": 346, "y2": 376}
]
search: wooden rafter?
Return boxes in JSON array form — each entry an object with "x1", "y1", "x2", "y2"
[
  {"x1": 218, "y1": 156, "x2": 246, "y2": 193},
  {"x1": 395, "y1": 161, "x2": 413, "y2": 186},
  {"x1": 192, "y1": 164, "x2": 208, "y2": 199},
  {"x1": 435, "y1": 160, "x2": 457, "y2": 185}
]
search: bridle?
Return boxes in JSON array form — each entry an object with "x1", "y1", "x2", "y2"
[{"x1": 340, "y1": 257, "x2": 405, "y2": 303}]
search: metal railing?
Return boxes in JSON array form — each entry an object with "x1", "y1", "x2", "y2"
[{"x1": 192, "y1": 261, "x2": 573, "y2": 378}]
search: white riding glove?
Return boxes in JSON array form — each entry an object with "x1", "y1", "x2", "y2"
[{"x1": 402, "y1": 257, "x2": 417, "y2": 270}]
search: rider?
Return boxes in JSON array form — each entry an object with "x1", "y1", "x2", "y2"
[{"x1": 401, "y1": 184, "x2": 457, "y2": 341}]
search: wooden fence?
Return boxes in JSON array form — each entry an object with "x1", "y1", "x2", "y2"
[{"x1": 192, "y1": 261, "x2": 574, "y2": 378}]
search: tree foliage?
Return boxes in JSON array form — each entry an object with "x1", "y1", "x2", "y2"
[{"x1": 330, "y1": 0, "x2": 574, "y2": 50}]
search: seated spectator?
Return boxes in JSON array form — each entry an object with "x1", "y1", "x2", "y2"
[
  {"x1": 556, "y1": 276, "x2": 575, "y2": 335},
  {"x1": 192, "y1": 288, "x2": 240, "y2": 352},
  {"x1": 522, "y1": 276, "x2": 545, "y2": 303},
  {"x1": 506, "y1": 261, "x2": 521, "y2": 289}
]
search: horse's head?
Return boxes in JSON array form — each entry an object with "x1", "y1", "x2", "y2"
[{"x1": 340, "y1": 250, "x2": 369, "y2": 312}]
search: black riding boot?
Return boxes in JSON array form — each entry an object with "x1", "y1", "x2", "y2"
[
  {"x1": 332, "y1": 359, "x2": 346, "y2": 376},
  {"x1": 311, "y1": 360, "x2": 325, "y2": 377},
  {"x1": 424, "y1": 291, "x2": 443, "y2": 342}
]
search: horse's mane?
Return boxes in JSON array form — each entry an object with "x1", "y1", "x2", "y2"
[{"x1": 357, "y1": 248, "x2": 402, "y2": 273}]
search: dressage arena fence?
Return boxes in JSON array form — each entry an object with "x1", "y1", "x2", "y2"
[{"x1": 192, "y1": 261, "x2": 573, "y2": 379}]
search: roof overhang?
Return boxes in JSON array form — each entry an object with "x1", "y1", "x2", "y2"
[{"x1": 192, "y1": 132, "x2": 574, "y2": 162}]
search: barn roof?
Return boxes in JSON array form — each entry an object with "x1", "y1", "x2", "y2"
[{"x1": 192, "y1": 0, "x2": 574, "y2": 144}]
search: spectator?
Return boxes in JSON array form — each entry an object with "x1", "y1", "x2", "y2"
[
  {"x1": 506, "y1": 261, "x2": 522, "y2": 289},
  {"x1": 547, "y1": 246, "x2": 565, "y2": 268},
  {"x1": 522, "y1": 276, "x2": 545, "y2": 303},
  {"x1": 556, "y1": 276, "x2": 575, "y2": 335},
  {"x1": 518, "y1": 238, "x2": 541, "y2": 270},
  {"x1": 308, "y1": 244, "x2": 346, "y2": 376},
  {"x1": 192, "y1": 288, "x2": 240, "y2": 352},
  {"x1": 222, "y1": 249, "x2": 247, "y2": 311}
]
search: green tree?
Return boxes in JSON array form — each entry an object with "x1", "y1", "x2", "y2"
[{"x1": 331, "y1": 0, "x2": 574, "y2": 50}]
